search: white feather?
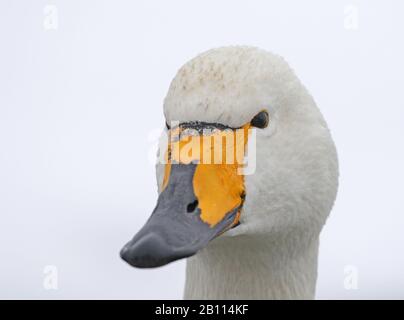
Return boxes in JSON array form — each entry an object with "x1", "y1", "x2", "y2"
[{"x1": 157, "y1": 46, "x2": 338, "y2": 299}]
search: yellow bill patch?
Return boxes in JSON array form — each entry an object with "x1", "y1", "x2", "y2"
[{"x1": 162, "y1": 124, "x2": 251, "y2": 227}]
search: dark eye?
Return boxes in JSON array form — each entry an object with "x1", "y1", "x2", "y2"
[
  {"x1": 250, "y1": 111, "x2": 269, "y2": 129},
  {"x1": 166, "y1": 121, "x2": 171, "y2": 130}
]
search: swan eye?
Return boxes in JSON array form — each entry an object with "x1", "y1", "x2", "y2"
[
  {"x1": 250, "y1": 111, "x2": 269, "y2": 129},
  {"x1": 166, "y1": 121, "x2": 171, "y2": 130}
]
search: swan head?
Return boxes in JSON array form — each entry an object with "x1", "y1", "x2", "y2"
[{"x1": 121, "y1": 46, "x2": 338, "y2": 268}]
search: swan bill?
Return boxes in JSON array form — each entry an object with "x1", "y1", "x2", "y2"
[
  {"x1": 120, "y1": 122, "x2": 251, "y2": 268},
  {"x1": 120, "y1": 164, "x2": 242, "y2": 268}
]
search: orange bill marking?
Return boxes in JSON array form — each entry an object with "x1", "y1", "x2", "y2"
[{"x1": 162, "y1": 124, "x2": 251, "y2": 227}]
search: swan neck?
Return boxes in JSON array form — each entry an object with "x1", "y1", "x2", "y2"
[{"x1": 184, "y1": 236, "x2": 319, "y2": 299}]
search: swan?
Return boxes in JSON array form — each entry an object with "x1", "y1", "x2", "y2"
[{"x1": 120, "y1": 46, "x2": 339, "y2": 299}]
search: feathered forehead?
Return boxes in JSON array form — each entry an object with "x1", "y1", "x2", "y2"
[{"x1": 163, "y1": 46, "x2": 301, "y2": 128}]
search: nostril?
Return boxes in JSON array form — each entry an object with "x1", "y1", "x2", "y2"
[{"x1": 186, "y1": 200, "x2": 199, "y2": 213}]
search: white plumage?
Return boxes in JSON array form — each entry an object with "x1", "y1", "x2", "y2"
[{"x1": 157, "y1": 46, "x2": 338, "y2": 299}]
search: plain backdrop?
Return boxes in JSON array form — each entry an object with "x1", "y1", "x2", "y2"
[{"x1": 0, "y1": 0, "x2": 403, "y2": 299}]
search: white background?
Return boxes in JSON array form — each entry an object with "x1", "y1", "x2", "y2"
[{"x1": 0, "y1": 0, "x2": 403, "y2": 299}]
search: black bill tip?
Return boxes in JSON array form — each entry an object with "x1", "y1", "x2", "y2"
[
  {"x1": 120, "y1": 164, "x2": 243, "y2": 269},
  {"x1": 120, "y1": 233, "x2": 195, "y2": 268}
]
